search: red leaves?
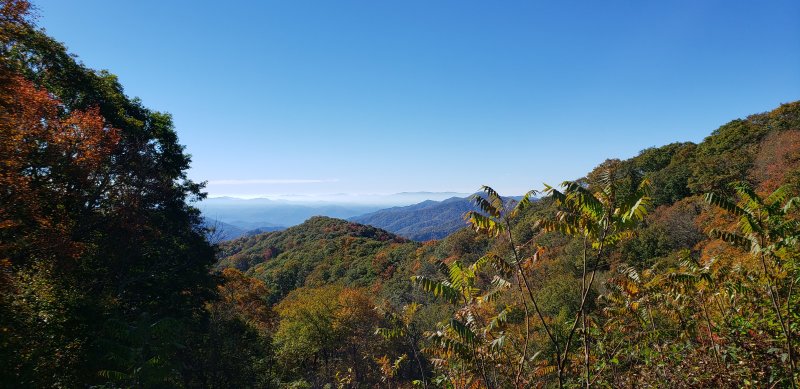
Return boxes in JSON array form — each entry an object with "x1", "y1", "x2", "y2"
[
  {"x1": 751, "y1": 129, "x2": 800, "y2": 193},
  {"x1": 0, "y1": 72, "x2": 120, "y2": 263}
]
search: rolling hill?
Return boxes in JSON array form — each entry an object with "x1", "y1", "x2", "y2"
[{"x1": 216, "y1": 216, "x2": 421, "y2": 304}]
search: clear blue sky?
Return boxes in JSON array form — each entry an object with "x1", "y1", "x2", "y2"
[{"x1": 34, "y1": 0, "x2": 800, "y2": 198}]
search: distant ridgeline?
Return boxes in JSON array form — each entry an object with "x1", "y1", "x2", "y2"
[
  {"x1": 202, "y1": 217, "x2": 285, "y2": 241},
  {"x1": 198, "y1": 193, "x2": 478, "y2": 242},
  {"x1": 214, "y1": 101, "x2": 800, "y2": 387},
  {"x1": 350, "y1": 195, "x2": 523, "y2": 241}
]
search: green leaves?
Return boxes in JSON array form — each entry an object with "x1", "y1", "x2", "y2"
[
  {"x1": 466, "y1": 185, "x2": 532, "y2": 238},
  {"x1": 542, "y1": 167, "x2": 651, "y2": 246},
  {"x1": 411, "y1": 275, "x2": 461, "y2": 304},
  {"x1": 375, "y1": 327, "x2": 405, "y2": 340},
  {"x1": 509, "y1": 189, "x2": 538, "y2": 219},
  {"x1": 486, "y1": 305, "x2": 511, "y2": 333},
  {"x1": 706, "y1": 183, "x2": 800, "y2": 255},
  {"x1": 703, "y1": 182, "x2": 800, "y2": 382},
  {"x1": 465, "y1": 211, "x2": 506, "y2": 237},
  {"x1": 705, "y1": 192, "x2": 746, "y2": 217},
  {"x1": 471, "y1": 195, "x2": 502, "y2": 218},
  {"x1": 448, "y1": 261, "x2": 473, "y2": 290},
  {"x1": 625, "y1": 195, "x2": 651, "y2": 222},
  {"x1": 472, "y1": 253, "x2": 514, "y2": 277},
  {"x1": 478, "y1": 276, "x2": 511, "y2": 304},
  {"x1": 448, "y1": 319, "x2": 477, "y2": 347}
]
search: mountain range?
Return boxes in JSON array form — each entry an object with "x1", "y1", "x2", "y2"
[
  {"x1": 198, "y1": 197, "x2": 381, "y2": 230},
  {"x1": 349, "y1": 196, "x2": 483, "y2": 241},
  {"x1": 202, "y1": 217, "x2": 285, "y2": 241},
  {"x1": 199, "y1": 192, "x2": 477, "y2": 241},
  {"x1": 203, "y1": 193, "x2": 526, "y2": 242}
]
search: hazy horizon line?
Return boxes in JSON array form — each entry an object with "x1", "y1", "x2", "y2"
[{"x1": 205, "y1": 191, "x2": 475, "y2": 199}]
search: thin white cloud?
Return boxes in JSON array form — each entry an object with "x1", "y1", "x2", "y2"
[{"x1": 208, "y1": 178, "x2": 339, "y2": 185}]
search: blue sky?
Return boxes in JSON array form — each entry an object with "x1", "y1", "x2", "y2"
[{"x1": 34, "y1": 0, "x2": 800, "y2": 199}]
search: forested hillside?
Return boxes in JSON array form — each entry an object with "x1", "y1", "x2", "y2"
[
  {"x1": 215, "y1": 100, "x2": 800, "y2": 388},
  {"x1": 3, "y1": 0, "x2": 800, "y2": 387},
  {"x1": 217, "y1": 217, "x2": 415, "y2": 303}
]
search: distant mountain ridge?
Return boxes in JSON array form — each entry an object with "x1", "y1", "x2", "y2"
[
  {"x1": 202, "y1": 217, "x2": 285, "y2": 241},
  {"x1": 198, "y1": 192, "x2": 473, "y2": 238},
  {"x1": 350, "y1": 195, "x2": 525, "y2": 241},
  {"x1": 199, "y1": 198, "x2": 382, "y2": 229}
]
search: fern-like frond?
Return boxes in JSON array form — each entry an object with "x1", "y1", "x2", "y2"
[
  {"x1": 411, "y1": 276, "x2": 461, "y2": 304},
  {"x1": 375, "y1": 327, "x2": 406, "y2": 340},
  {"x1": 98, "y1": 370, "x2": 130, "y2": 381},
  {"x1": 509, "y1": 189, "x2": 537, "y2": 219},
  {"x1": 708, "y1": 229, "x2": 752, "y2": 251},
  {"x1": 402, "y1": 302, "x2": 420, "y2": 325},
  {"x1": 705, "y1": 192, "x2": 746, "y2": 217},
  {"x1": 471, "y1": 194, "x2": 501, "y2": 218},
  {"x1": 624, "y1": 195, "x2": 651, "y2": 222},
  {"x1": 449, "y1": 319, "x2": 478, "y2": 346},
  {"x1": 486, "y1": 306, "x2": 511, "y2": 333},
  {"x1": 600, "y1": 230, "x2": 635, "y2": 247},
  {"x1": 471, "y1": 253, "x2": 514, "y2": 276},
  {"x1": 480, "y1": 185, "x2": 505, "y2": 214},
  {"x1": 765, "y1": 184, "x2": 791, "y2": 207},
  {"x1": 533, "y1": 364, "x2": 557, "y2": 378},
  {"x1": 489, "y1": 334, "x2": 506, "y2": 351},
  {"x1": 562, "y1": 181, "x2": 604, "y2": 220},
  {"x1": 783, "y1": 196, "x2": 800, "y2": 213},
  {"x1": 448, "y1": 261, "x2": 474, "y2": 290},
  {"x1": 543, "y1": 183, "x2": 567, "y2": 204},
  {"x1": 738, "y1": 214, "x2": 763, "y2": 235},
  {"x1": 465, "y1": 211, "x2": 506, "y2": 237},
  {"x1": 731, "y1": 181, "x2": 763, "y2": 209}
]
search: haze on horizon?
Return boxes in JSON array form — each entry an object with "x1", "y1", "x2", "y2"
[{"x1": 34, "y1": 0, "x2": 800, "y2": 199}]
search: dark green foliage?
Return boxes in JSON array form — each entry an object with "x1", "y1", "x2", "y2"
[
  {"x1": 633, "y1": 142, "x2": 697, "y2": 206},
  {"x1": 0, "y1": 4, "x2": 256, "y2": 387},
  {"x1": 190, "y1": 315, "x2": 275, "y2": 388},
  {"x1": 620, "y1": 198, "x2": 705, "y2": 267}
]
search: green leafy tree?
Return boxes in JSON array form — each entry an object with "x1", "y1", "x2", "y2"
[
  {"x1": 412, "y1": 187, "x2": 558, "y2": 388},
  {"x1": 706, "y1": 182, "x2": 800, "y2": 386},
  {"x1": 539, "y1": 165, "x2": 651, "y2": 388}
]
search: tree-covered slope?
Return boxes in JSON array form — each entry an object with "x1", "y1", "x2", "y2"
[
  {"x1": 217, "y1": 216, "x2": 420, "y2": 304},
  {"x1": 213, "y1": 101, "x2": 800, "y2": 388},
  {"x1": 400, "y1": 101, "x2": 800, "y2": 387}
]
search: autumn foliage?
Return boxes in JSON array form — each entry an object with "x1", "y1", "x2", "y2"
[
  {"x1": 0, "y1": 73, "x2": 119, "y2": 263},
  {"x1": 3, "y1": 0, "x2": 800, "y2": 387},
  {"x1": 0, "y1": 1, "x2": 222, "y2": 386}
]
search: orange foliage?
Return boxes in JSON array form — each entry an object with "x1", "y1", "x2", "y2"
[
  {"x1": 694, "y1": 201, "x2": 743, "y2": 264},
  {"x1": 0, "y1": 72, "x2": 119, "y2": 263},
  {"x1": 214, "y1": 268, "x2": 274, "y2": 331},
  {"x1": 751, "y1": 129, "x2": 800, "y2": 193},
  {"x1": 0, "y1": 0, "x2": 31, "y2": 42}
]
